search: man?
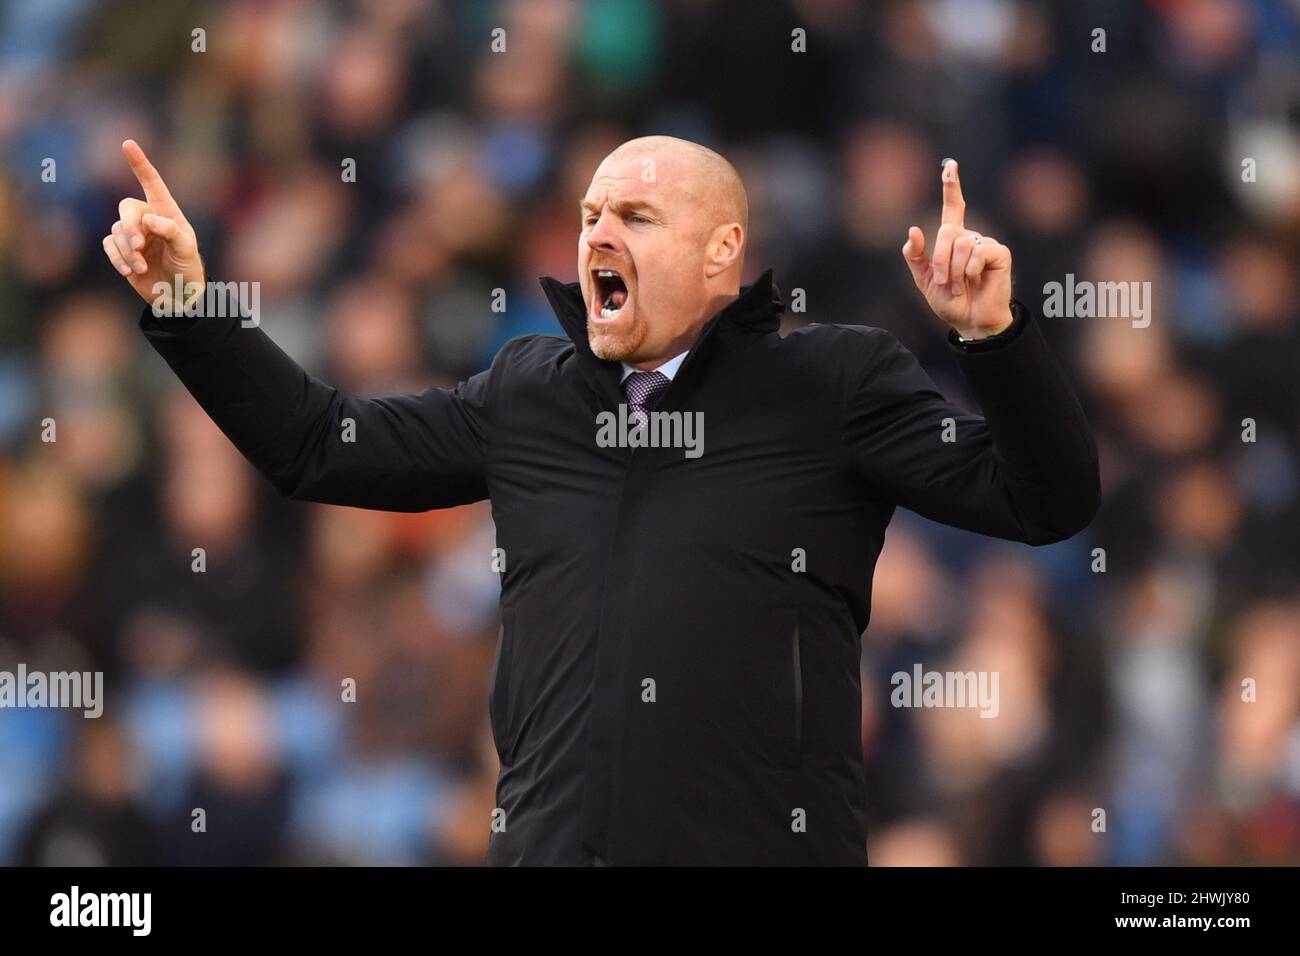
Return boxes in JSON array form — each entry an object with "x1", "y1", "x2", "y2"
[{"x1": 105, "y1": 135, "x2": 1099, "y2": 865}]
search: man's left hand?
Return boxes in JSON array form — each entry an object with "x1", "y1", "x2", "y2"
[{"x1": 901, "y1": 159, "x2": 1013, "y2": 340}]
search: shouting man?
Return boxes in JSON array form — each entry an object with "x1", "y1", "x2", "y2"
[{"x1": 105, "y1": 135, "x2": 1099, "y2": 865}]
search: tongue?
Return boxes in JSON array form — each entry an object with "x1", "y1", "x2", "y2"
[{"x1": 608, "y1": 289, "x2": 628, "y2": 310}]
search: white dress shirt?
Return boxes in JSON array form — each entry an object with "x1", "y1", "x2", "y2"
[{"x1": 620, "y1": 350, "x2": 689, "y2": 384}]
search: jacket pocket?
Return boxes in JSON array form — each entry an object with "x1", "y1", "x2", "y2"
[
  {"x1": 790, "y1": 613, "x2": 803, "y2": 761},
  {"x1": 488, "y1": 608, "x2": 516, "y2": 763}
]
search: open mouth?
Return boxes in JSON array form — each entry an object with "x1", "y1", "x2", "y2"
[{"x1": 591, "y1": 268, "x2": 631, "y2": 320}]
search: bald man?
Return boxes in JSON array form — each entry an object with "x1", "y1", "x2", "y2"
[
  {"x1": 112, "y1": 135, "x2": 1099, "y2": 865},
  {"x1": 579, "y1": 137, "x2": 749, "y2": 368}
]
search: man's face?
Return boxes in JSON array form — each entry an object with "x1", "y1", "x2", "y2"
[{"x1": 578, "y1": 150, "x2": 709, "y2": 366}]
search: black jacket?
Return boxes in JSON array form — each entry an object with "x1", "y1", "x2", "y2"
[{"x1": 139, "y1": 268, "x2": 1100, "y2": 865}]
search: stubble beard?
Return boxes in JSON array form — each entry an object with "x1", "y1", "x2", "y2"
[{"x1": 588, "y1": 311, "x2": 647, "y2": 362}]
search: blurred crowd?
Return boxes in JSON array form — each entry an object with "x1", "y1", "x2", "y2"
[{"x1": 1, "y1": 0, "x2": 1299, "y2": 865}]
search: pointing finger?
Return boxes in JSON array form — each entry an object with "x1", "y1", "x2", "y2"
[
  {"x1": 940, "y1": 157, "x2": 965, "y2": 230},
  {"x1": 122, "y1": 139, "x2": 180, "y2": 216}
]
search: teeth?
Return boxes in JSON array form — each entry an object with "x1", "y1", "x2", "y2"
[{"x1": 597, "y1": 270, "x2": 618, "y2": 277}]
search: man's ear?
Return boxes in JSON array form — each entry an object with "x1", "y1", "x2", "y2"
[{"x1": 704, "y1": 223, "x2": 744, "y2": 278}]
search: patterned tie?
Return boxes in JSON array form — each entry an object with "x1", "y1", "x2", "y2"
[{"x1": 622, "y1": 370, "x2": 671, "y2": 430}]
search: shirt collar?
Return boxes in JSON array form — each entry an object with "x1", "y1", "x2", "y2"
[{"x1": 620, "y1": 350, "x2": 689, "y2": 383}]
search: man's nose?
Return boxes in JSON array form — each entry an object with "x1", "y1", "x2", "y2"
[{"x1": 586, "y1": 212, "x2": 622, "y2": 253}]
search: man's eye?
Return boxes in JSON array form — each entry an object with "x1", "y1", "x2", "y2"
[
  {"x1": 628, "y1": 214, "x2": 648, "y2": 224},
  {"x1": 583, "y1": 216, "x2": 598, "y2": 226}
]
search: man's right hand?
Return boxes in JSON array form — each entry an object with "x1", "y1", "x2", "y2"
[{"x1": 103, "y1": 139, "x2": 205, "y2": 312}]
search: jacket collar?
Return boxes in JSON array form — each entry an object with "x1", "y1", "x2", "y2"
[{"x1": 537, "y1": 267, "x2": 784, "y2": 372}]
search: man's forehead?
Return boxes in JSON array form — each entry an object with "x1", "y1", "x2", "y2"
[
  {"x1": 582, "y1": 176, "x2": 659, "y2": 204},
  {"x1": 584, "y1": 151, "x2": 694, "y2": 201}
]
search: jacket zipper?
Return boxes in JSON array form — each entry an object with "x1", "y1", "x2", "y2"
[{"x1": 791, "y1": 617, "x2": 803, "y2": 759}]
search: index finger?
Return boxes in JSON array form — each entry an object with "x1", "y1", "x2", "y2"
[
  {"x1": 122, "y1": 139, "x2": 180, "y2": 214},
  {"x1": 940, "y1": 157, "x2": 965, "y2": 229}
]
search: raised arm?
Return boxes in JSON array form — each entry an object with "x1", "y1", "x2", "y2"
[
  {"x1": 841, "y1": 156, "x2": 1100, "y2": 544},
  {"x1": 107, "y1": 140, "x2": 494, "y2": 512},
  {"x1": 842, "y1": 307, "x2": 1099, "y2": 544}
]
